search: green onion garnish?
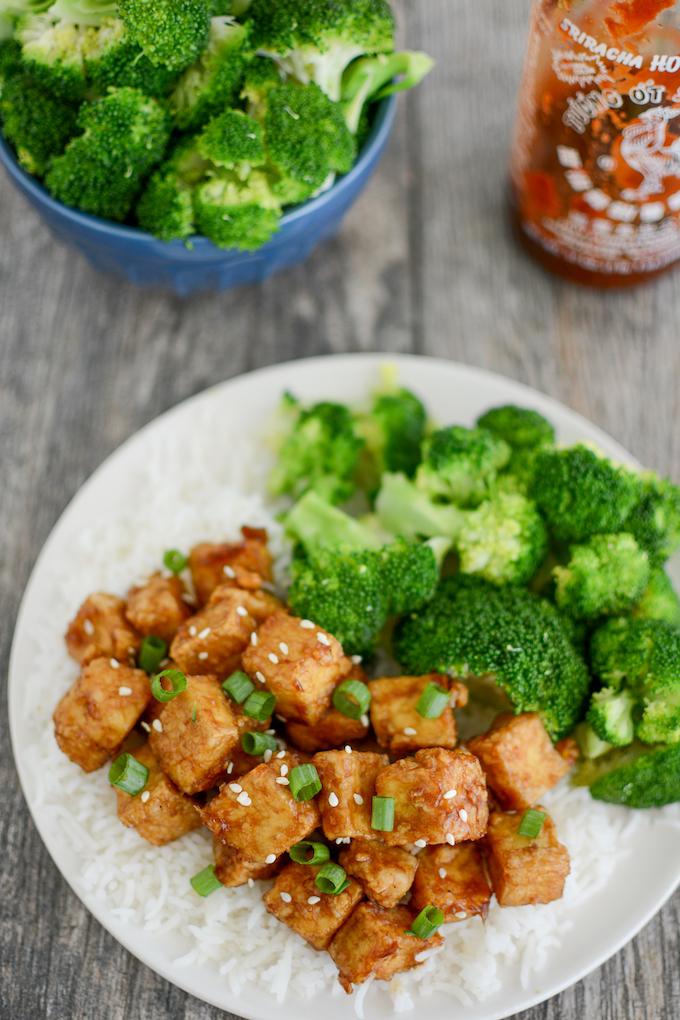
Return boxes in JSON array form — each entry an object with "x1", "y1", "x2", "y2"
[
  {"x1": 241, "y1": 731, "x2": 278, "y2": 756},
  {"x1": 163, "y1": 548, "x2": 188, "y2": 574},
  {"x1": 407, "y1": 904, "x2": 444, "y2": 939},
  {"x1": 289, "y1": 763, "x2": 322, "y2": 802},
  {"x1": 151, "y1": 668, "x2": 187, "y2": 702},
  {"x1": 315, "y1": 862, "x2": 350, "y2": 896},
  {"x1": 416, "y1": 682, "x2": 449, "y2": 719},
  {"x1": 242, "y1": 690, "x2": 275, "y2": 721},
  {"x1": 138, "y1": 635, "x2": 167, "y2": 674},
  {"x1": 518, "y1": 809, "x2": 546, "y2": 838},
  {"x1": 190, "y1": 865, "x2": 222, "y2": 897},
  {"x1": 222, "y1": 670, "x2": 255, "y2": 704},
  {"x1": 332, "y1": 678, "x2": 371, "y2": 720},
  {"x1": 289, "y1": 841, "x2": 330, "y2": 866},
  {"x1": 108, "y1": 753, "x2": 149, "y2": 796},
  {"x1": 371, "y1": 795, "x2": 395, "y2": 832}
]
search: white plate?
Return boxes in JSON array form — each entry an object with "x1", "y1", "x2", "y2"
[{"x1": 9, "y1": 353, "x2": 680, "y2": 1020}]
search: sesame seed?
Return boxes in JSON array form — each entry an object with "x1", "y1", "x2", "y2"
[
  {"x1": 265, "y1": 728, "x2": 275, "y2": 735},
  {"x1": 280, "y1": 892, "x2": 292, "y2": 903},
  {"x1": 140, "y1": 721, "x2": 151, "y2": 732},
  {"x1": 279, "y1": 642, "x2": 289, "y2": 655},
  {"x1": 353, "y1": 793, "x2": 363, "y2": 805},
  {"x1": 118, "y1": 686, "x2": 132, "y2": 697},
  {"x1": 223, "y1": 565, "x2": 236, "y2": 578},
  {"x1": 265, "y1": 853, "x2": 276, "y2": 864},
  {"x1": 280, "y1": 764, "x2": 289, "y2": 776},
  {"x1": 351, "y1": 655, "x2": 362, "y2": 665},
  {"x1": 275, "y1": 777, "x2": 289, "y2": 785},
  {"x1": 459, "y1": 808, "x2": 468, "y2": 822},
  {"x1": 237, "y1": 791, "x2": 252, "y2": 806},
  {"x1": 360, "y1": 714, "x2": 369, "y2": 727},
  {"x1": 345, "y1": 745, "x2": 352, "y2": 754},
  {"x1": 181, "y1": 593, "x2": 195, "y2": 605},
  {"x1": 152, "y1": 719, "x2": 163, "y2": 733},
  {"x1": 455, "y1": 910, "x2": 468, "y2": 920},
  {"x1": 317, "y1": 633, "x2": 330, "y2": 646},
  {"x1": 110, "y1": 658, "x2": 120, "y2": 670},
  {"x1": 276, "y1": 750, "x2": 286, "y2": 759},
  {"x1": 83, "y1": 619, "x2": 94, "y2": 636},
  {"x1": 247, "y1": 878, "x2": 254, "y2": 888},
  {"x1": 229, "y1": 783, "x2": 243, "y2": 793},
  {"x1": 300, "y1": 619, "x2": 315, "y2": 629},
  {"x1": 140, "y1": 791, "x2": 150, "y2": 804},
  {"x1": 255, "y1": 671, "x2": 266, "y2": 684},
  {"x1": 198, "y1": 627, "x2": 211, "y2": 639},
  {"x1": 198, "y1": 651, "x2": 209, "y2": 661},
  {"x1": 414, "y1": 838, "x2": 427, "y2": 848},
  {"x1": 189, "y1": 626, "x2": 197, "y2": 637},
  {"x1": 446, "y1": 834, "x2": 456, "y2": 845},
  {"x1": 236, "y1": 606, "x2": 248, "y2": 617},
  {"x1": 268, "y1": 652, "x2": 279, "y2": 664},
  {"x1": 226, "y1": 761, "x2": 234, "y2": 774},
  {"x1": 307, "y1": 895, "x2": 321, "y2": 905},
  {"x1": 403, "y1": 726, "x2": 417, "y2": 736},
  {"x1": 250, "y1": 632, "x2": 258, "y2": 646},
  {"x1": 328, "y1": 792, "x2": 339, "y2": 807},
  {"x1": 444, "y1": 789, "x2": 457, "y2": 800},
  {"x1": 263, "y1": 749, "x2": 273, "y2": 763},
  {"x1": 438, "y1": 868, "x2": 447, "y2": 879}
]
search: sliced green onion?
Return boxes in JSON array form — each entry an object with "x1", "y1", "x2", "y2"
[
  {"x1": 222, "y1": 670, "x2": 255, "y2": 704},
  {"x1": 315, "y1": 862, "x2": 350, "y2": 895},
  {"x1": 151, "y1": 668, "x2": 187, "y2": 702},
  {"x1": 108, "y1": 753, "x2": 149, "y2": 796},
  {"x1": 407, "y1": 904, "x2": 444, "y2": 939},
  {"x1": 518, "y1": 809, "x2": 546, "y2": 838},
  {"x1": 289, "y1": 763, "x2": 322, "y2": 802},
  {"x1": 190, "y1": 864, "x2": 222, "y2": 897},
  {"x1": 371, "y1": 795, "x2": 395, "y2": 832},
  {"x1": 289, "y1": 841, "x2": 330, "y2": 866},
  {"x1": 138, "y1": 635, "x2": 167, "y2": 674},
  {"x1": 416, "y1": 682, "x2": 449, "y2": 719},
  {"x1": 241, "y1": 731, "x2": 278, "y2": 756},
  {"x1": 163, "y1": 548, "x2": 188, "y2": 574},
  {"x1": 332, "y1": 678, "x2": 371, "y2": 720},
  {"x1": 242, "y1": 690, "x2": 275, "y2": 721}
]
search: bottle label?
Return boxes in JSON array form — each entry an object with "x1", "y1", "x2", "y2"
[{"x1": 512, "y1": 3, "x2": 680, "y2": 276}]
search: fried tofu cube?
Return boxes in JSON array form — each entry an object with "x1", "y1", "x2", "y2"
[
  {"x1": 467, "y1": 713, "x2": 571, "y2": 810},
  {"x1": 314, "y1": 750, "x2": 389, "y2": 841},
  {"x1": 375, "y1": 748, "x2": 488, "y2": 846},
  {"x1": 339, "y1": 839, "x2": 417, "y2": 908},
  {"x1": 329, "y1": 901, "x2": 443, "y2": 992},
  {"x1": 213, "y1": 836, "x2": 281, "y2": 887},
  {"x1": 170, "y1": 588, "x2": 280, "y2": 676},
  {"x1": 115, "y1": 742, "x2": 201, "y2": 845},
  {"x1": 369, "y1": 674, "x2": 464, "y2": 754},
  {"x1": 149, "y1": 674, "x2": 238, "y2": 794},
  {"x1": 485, "y1": 808, "x2": 570, "y2": 906},
  {"x1": 285, "y1": 667, "x2": 370, "y2": 752},
  {"x1": 125, "y1": 572, "x2": 192, "y2": 643},
  {"x1": 243, "y1": 613, "x2": 350, "y2": 725},
  {"x1": 200, "y1": 751, "x2": 320, "y2": 860},
  {"x1": 411, "y1": 842, "x2": 491, "y2": 922},
  {"x1": 65, "y1": 593, "x2": 139, "y2": 666},
  {"x1": 190, "y1": 527, "x2": 273, "y2": 605},
  {"x1": 263, "y1": 861, "x2": 363, "y2": 950},
  {"x1": 54, "y1": 657, "x2": 150, "y2": 772}
]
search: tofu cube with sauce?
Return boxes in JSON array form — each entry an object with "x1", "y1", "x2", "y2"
[
  {"x1": 243, "y1": 613, "x2": 350, "y2": 725},
  {"x1": 263, "y1": 861, "x2": 363, "y2": 950},
  {"x1": 125, "y1": 572, "x2": 192, "y2": 643},
  {"x1": 65, "y1": 593, "x2": 139, "y2": 666},
  {"x1": 285, "y1": 668, "x2": 370, "y2": 752},
  {"x1": 200, "y1": 752, "x2": 320, "y2": 860},
  {"x1": 170, "y1": 588, "x2": 281, "y2": 676},
  {"x1": 375, "y1": 747, "x2": 488, "y2": 846},
  {"x1": 53, "y1": 657, "x2": 150, "y2": 772},
  {"x1": 485, "y1": 808, "x2": 570, "y2": 906},
  {"x1": 339, "y1": 839, "x2": 417, "y2": 908},
  {"x1": 115, "y1": 742, "x2": 201, "y2": 845},
  {"x1": 411, "y1": 842, "x2": 491, "y2": 922},
  {"x1": 467, "y1": 713, "x2": 571, "y2": 810},
  {"x1": 213, "y1": 836, "x2": 281, "y2": 887},
  {"x1": 329, "y1": 901, "x2": 443, "y2": 992},
  {"x1": 370, "y1": 674, "x2": 466, "y2": 754},
  {"x1": 190, "y1": 527, "x2": 273, "y2": 605},
  {"x1": 149, "y1": 674, "x2": 238, "y2": 794},
  {"x1": 314, "y1": 750, "x2": 389, "y2": 841}
]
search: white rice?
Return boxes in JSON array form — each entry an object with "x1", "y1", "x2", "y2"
[{"x1": 16, "y1": 408, "x2": 678, "y2": 1014}]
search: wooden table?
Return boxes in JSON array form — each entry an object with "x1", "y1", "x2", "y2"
[{"x1": 1, "y1": 1, "x2": 678, "y2": 1017}]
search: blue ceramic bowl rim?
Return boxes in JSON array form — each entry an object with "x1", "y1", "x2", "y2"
[{"x1": 0, "y1": 95, "x2": 396, "y2": 249}]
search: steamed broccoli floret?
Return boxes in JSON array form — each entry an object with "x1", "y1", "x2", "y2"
[
  {"x1": 416, "y1": 425, "x2": 511, "y2": 507},
  {"x1": 340, "y1": 49, "x2": 434, "y2": 134},
  {"x1": 394, "y1": 574, "x2": 591, "y2": 739},
  {"x1": 118, "y1": 0, "x2": 211, "y2": 71},
  {"x1": 375, "y1": 472, "x2": 464, "y2": 541},
  {"x1": 136, "y1": 167, "x2": 195, "y2": 242},
  {"x1": 193, "y1": 168, "x2": 281, "y2": 250},
  {"x1": 16, "y1": 13, "x2": 88, "y2": 99},
  {"x1": 574, "y1": 721, "x2": 613, "y2": 760},
  {"x1": 45, "y1": 86, "x2": 170, "y2": 221},
  {"x1": 633, "y1": 567, "x2": 680, "y2": 627},
  {"x1": 378, "y1": 536, "x2": 450, "y2": 616},
  {"x1": 241, "y1": 53, "x2": 283, "y2": 118},
  {"x1": 623, "y1": 473, "x2": 680, "y2": 566},
  {"x1": 262, "y1": 81, "x2": 355, "y2": 204},
  {"x1": 170, "y1": 16, "x2": 251, "y2": 130},
  {"x1": 197, "y1": 108, "x2": 263, "y2": 176},
  {"x1": 553, "y1": 533, "x2": 650, "y2": 620},
  {"x1": 269, "y1": 398, "x2": 364, "y2": 505},
  {"x1": 456, "y1": 490, "x2": 547, "y2": 586},
  {"x1": 248, "y1": 0, "x2": 395, "y2": 102},
  {"x1": 355, "y1": 371, "x2": 427, "y2": 495},
  {"x1": 83, "y1": 18, "x2": 180, "y2": 96},
  {"x1": 587, "y1": 687, "x2": 636, "y2": 746},
  {"x1": 285, "y1": 489, "x2": 381, "y2": 551},
  {"x1": 0, "y1": 39, "x2": 21, "y2": 81},
  {"x1": 477, "y1": 404, "x2": 555, "y2": 451},
  {"x1": 575, "y1": 743, "x2": 680, "y2": 807},
  {"x1": 531, "y1": 445, "x2": 643, "y2": 543},
  {"x1": 0, "y1": 68, "x2": 78, "y2": 173}
]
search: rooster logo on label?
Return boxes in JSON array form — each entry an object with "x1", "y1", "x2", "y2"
[{"x1": 620, "y1": 107, "x2": 680, "y2": 201}]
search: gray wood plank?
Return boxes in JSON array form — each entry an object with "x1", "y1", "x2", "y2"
[{"x1": 0, "y1": 1, "x2": 678, "y2": 1018}]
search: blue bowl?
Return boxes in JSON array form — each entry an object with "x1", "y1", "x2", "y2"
[{"x1": 0, "y1": 96, "x2": 396, "y2": 295}]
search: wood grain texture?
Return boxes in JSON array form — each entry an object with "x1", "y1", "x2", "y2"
[{"x1": 1, "y1": 1, "x2": 679, "y2": 1017}]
